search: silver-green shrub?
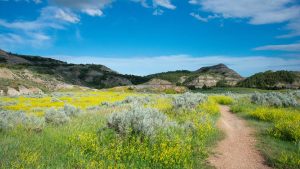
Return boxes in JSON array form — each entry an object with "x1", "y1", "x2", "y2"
[
  {"x1": 0, "y1": 110, "x2": 26, "y2": 131},
  {"x1": 289, "y1": 90, "x2": 300, "y2": 99},
  {"x1": 23, "y1": 116, "x2": 45, "y2": 132},
  {"x1": 45, "y1": 108, "x2": 70, "y2": 125},
  {"x1": 107, "y1": 106, "x2": 168, "y2": 137},
  {"x1": 173, "y1": 92, "x2": 207, "y2": 109},
  {"x1": 122, "y1": 96, "x2": 151, "y2": 104},
  {"x1": 63, "y1": 104, "x2": 82, "y2": 117},
  {"x1": 251, "y1": 92, "x2": 298, "y2": 107}
]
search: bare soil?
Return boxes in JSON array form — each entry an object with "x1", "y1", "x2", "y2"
[{"x1": 208, "y1": 105, "x2": 271, "y2": 169}]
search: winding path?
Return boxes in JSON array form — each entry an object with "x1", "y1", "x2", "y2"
[{"x1": 208, "y1": 105, "x2": 271, "y2": 169}]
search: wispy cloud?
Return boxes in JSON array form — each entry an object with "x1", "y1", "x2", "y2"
[
  {"x1": 190, "y1": 13, "x2": 208, "y2": 22},
  {"x1": 189, "y1": 0, "x2": 300, "y2": 37},
  {"x1": 254, "y1": 43, "x2": 300, "y2": 52},
  {"x1": 132, "y1": 0, "x2": 176, "y2": 15},
  {"x1": 153, "y1": 9, "x2": 164, "y2": 16},
  {"x1": 0, "y1": 32, "x2": 52, "y2": 49},
  {"x1": 49, "y1": 0, "x2": 113, "y2": 17},
  {"x1": 153, "y1": 0, "x2": 176, "y2": 10},
  {"x1": 0, "y1": 6, "x2": 80, "y2": 50},
  {"x1": 49, "y1": 54, "x2": 300, "y2": 76}
]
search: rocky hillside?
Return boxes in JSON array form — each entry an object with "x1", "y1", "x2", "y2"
[
  {"x1": 238, "y1": 70, "x2": 300, "y2": 89},
  {"x1": 1, "y1": 49, "x2": 297, "y2": 95},
  {"x1": 0, "y1": 49, "x2": 147, "y2": 96},
  {"x1": 147, "y1": 64, "x2": 244, "y2": 88}
]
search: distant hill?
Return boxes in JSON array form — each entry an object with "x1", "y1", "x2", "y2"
[
  {"x1": 196, "y1": 63, "x2": 242, "y2": 79},
  {"x1": 146, "y1": 70, "x2": 192, "y2": 84},
  {"x1": 1, "y1": 49, "x2": 298, "y2": 96},
  {"x1": 238, "y1": 70, "x2": 300, "y2": 89},
  {"x1": 147, "y1": 64, "x2": 244, "y2": 88},
  {"x1": 0, "y1": 49, "x2": 148, "y2": 95}
]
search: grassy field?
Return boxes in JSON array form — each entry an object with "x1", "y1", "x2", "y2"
[
  {"x1": 0, "y1": 89, "x2": 299, "y2": 168},
  {"x1": 230, "y1": 93, "x2": 300, "y2": 168},
  {"x1": 192, "y1": 87, "x2": 291, "y2": 94},
  {"x1": 0, "y1": 91, "x2": 223, "y2": 168}
]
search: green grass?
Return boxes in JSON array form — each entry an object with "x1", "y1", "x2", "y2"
[
  {"x1": 0, "y1": 92, "x2": 222, "y2": 168},
  {"x1": 230, "y1": 100, "x2": 300, "y2": 168},
  {"x1": 193, "y1": 87, "x2": 289, "y2": 94}
]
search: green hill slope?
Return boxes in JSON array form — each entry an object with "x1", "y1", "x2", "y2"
[{"x1": 238, "y1": 70, "x2": 300, "y2": 89}]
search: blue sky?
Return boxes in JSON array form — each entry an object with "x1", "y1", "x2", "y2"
[{"x1": 0, "y1": 0, "x2": 300, "y2": 76}]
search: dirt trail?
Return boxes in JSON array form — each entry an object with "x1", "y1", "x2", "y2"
[{"x1": 208, "y1": 105, "x2": 271, "y2": 169}]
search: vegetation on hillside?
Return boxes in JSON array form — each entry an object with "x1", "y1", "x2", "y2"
[
  {"x1": 147, "y1": 70, "x2": 192, "y2": 84},
  {"x1": 0, "y1": 57, "x2": 6, "y2": 63},
  {"x1": 238, "y1": 70, "x2": 299, "y2": 89},
  {"x1": 0, "y1": 50, "x2": 150, "y2": 90}
]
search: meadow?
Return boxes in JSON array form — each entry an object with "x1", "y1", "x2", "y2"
[
  {"x1": 231, "y1": 91, "x2": 300, "y2": 168},
  {"x1": 0, "y1": 90, "x2": 222, "y2": 168},
  {"x1": 0, "y1": 89, "x2": 299, "y2": 168}
]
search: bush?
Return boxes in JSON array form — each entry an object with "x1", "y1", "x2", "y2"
[
  {"x1": 249, "y1": 107, "x2": 300, "y2": 142},
  {"x1": 272, "y1": 117, "x2": 300, "y2": 142},
  {"x1": 250, "y1": 107, "x2": 284, "y2": 121},
  {"x1": 23, "y1": 116, "x2": 45, "y2": 132},
  {"x1": 45, "y1": 108, "x2": 70, "y2": 125},
  {"x1": 63, "y1": 104, "x2": 82, "y2": 117},
  {"x1": 210, "y1": 95, "x2": 234, "y2": 105},
  {"x1": 198, "y1": 98, "x2": 220, "y2": 115},
  {"x1": 289, "y1": 90, "x2": 300, "y2": 99},
  {"x1": 122, "y1": 96, "x2": 151, "y2": 104},
  {"x1": 107, "y1": 106, "x2": 169, "y2": 137},
  {"x1": 230, "y1": 101, "x2": 254, "y2": 113},
  {"x1": 251, "y1": 92, "x2": 298, "y2": 107},
  {"x1": 0, "y1": 110, "x2": 26, "y2": 131},
  {"x1": 172, "y1": 92, "x2": 207, "y2": 109}
]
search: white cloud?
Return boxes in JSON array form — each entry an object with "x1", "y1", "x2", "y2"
[
  {"x1": 50, "y1": 0, "x2": 113, "y2": 17},
  {"x1": 153, "y1": 0, "x2": 176, "y2": 10},
  {"x1": 0, "y1": 6, "x2": 80, "y2": 50},
  {"x1": 189, "y1": 0, "x2": 300, "y2": 37},
  {"x1": 190, "y1": 13, "x2": 208, "y2": 22},
  {"x1": 132, "y1": 0, "x2": 176, "y2": 14},
  {"x1": 82, "y1": 9, "x2": 103, "y2": 17},
  {"x1": 279, "y1": 19, "x2": 300, "y2": 38},
  {"x1": 42, "y1": 6, "x2": 80, "y2": 23},
  {"x1": 131, "y1": 0, "x2": 149, "y2": 8},
  {"x1": 254, "y1": 43, "x2": 300, "y2": 52},
  {"x1": 0, "y1": 32, "x2": 51, "y2": 50},
  {"x1": 9, "y1": 0, "x2": 42, "y2": 3},
  {"x1": 153, "y1": 9, "x2": 164, "y2": 16},
  {"x1": 48, "y1": 54, "x2": 300, "y2": 76}
]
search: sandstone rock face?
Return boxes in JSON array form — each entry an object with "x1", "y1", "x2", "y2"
[
  {"x1": 6, "y1": 86, "x2": 44, "y2": 96},
  {"x1": 0, "y1": 90, "x2": 4, "y2": 96},
  {"x1": 183, "y1": 64, "x2": 244, "y2": 88},
  {"x1": 185, "y1": 75, "x2": 220, "y2": 88},
  {"x1": 0, "y1": 68, "x2": 17, "y2": 79},
  {"x1": 184, "y1": 75, "x2": 242, "y2": 88},
  {"x1": 196, "y1": 63, "x2": 242, "y2": 79},
  {"x1": 7, "y1": 87, "x2": 20, "y2": 97},
  {"x1": 124, "y1": 78, "x2": 187, "y2": 93},
  {"x1": 18, "y1": 86, "x2": 44, "y2": 95},
  {"x1": 18, "y1": 86, "x2": 32, "y2": 95},
  {"x1": 143, "y1": 78, "x2": 173, "y2": 86}
]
